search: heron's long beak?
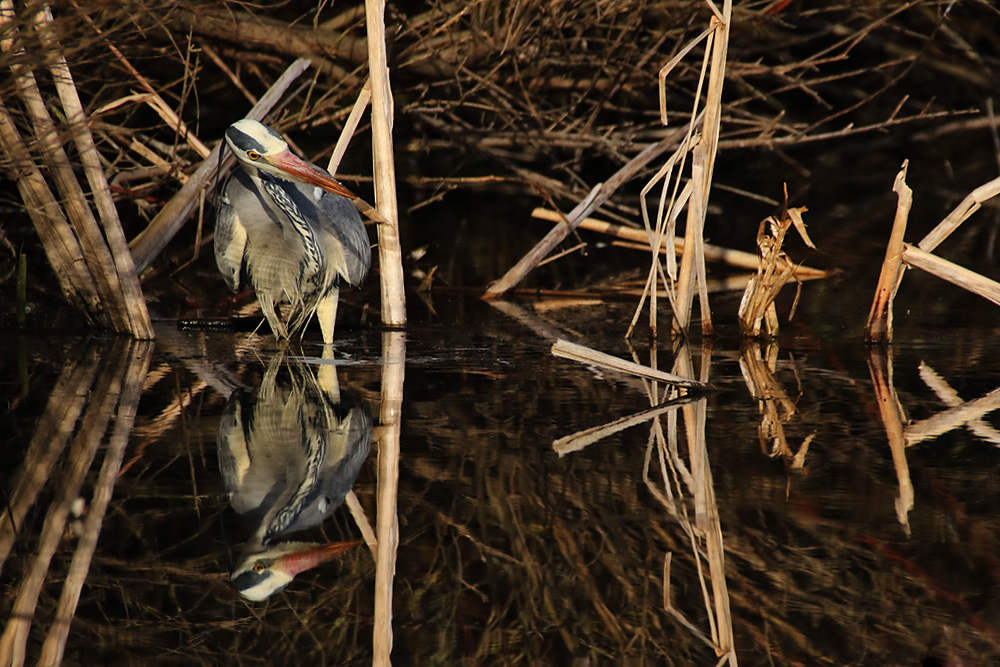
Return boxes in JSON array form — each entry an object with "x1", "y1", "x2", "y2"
[
  {"x1": 269, "y1": 150, "x2": 356, "y2": 200},
  {"x1": 275, "y1": 539, "x2": 362, "y2": 577}
]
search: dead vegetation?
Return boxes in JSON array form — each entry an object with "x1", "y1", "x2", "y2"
[{"x1": 0, "y1": 0, "x2": 997, "y2": 333}]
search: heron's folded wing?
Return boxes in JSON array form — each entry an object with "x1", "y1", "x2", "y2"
[{"x1": 214, "y1": 196, "x2": 248, "y2": 293}]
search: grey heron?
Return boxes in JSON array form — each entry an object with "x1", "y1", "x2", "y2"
[
  {"x1": 218, "y1": 352, "x2": 372, "y2": 600},
  {"x1": 215, "y1": 119, "x2": 371, "y2": 344}
]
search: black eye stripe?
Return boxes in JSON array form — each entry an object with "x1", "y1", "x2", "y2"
[{"x1": 226, "y1": 126, "x2": 267, "y2": 154}]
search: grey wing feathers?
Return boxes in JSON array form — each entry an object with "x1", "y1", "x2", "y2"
[
  {"x1": 318, "y1": 194, "x2": 371, "y2": 287},
  {"x1": 214, "y1": 190, "x2": 248, "y2": 293}
]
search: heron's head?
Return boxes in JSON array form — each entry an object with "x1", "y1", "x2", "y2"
[
  {"x1": 232, "y1": 539, "x2": 361, "y2": 601},
  {"x1": 224, "y1": 119, "x2": 355, "y2": 199}
]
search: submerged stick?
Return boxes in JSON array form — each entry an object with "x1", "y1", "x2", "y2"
[
  {"x1": 864, "y1": 161, "x2": 911, "y2": 344},
  {"x1": 551, "y1": 339, "x2": 710, "y2": 389},
  {"x1": 483, "y1": 120, "x2": 695, "y2": 299}
]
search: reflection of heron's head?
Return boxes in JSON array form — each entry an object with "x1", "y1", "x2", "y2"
[{"x1": 232, "y1": 540, "x2": 361, "y2": 601}]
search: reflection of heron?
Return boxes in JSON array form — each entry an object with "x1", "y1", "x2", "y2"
[
  {"x1": 215, "y1": 119, "x2": 371, "y2": 344},
  {"x1": 218, "y1": 352, "x2": 372, "y2": 600}
]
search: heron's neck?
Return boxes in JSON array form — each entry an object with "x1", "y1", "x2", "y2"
[{"x1": 256, "y1": 171, "x2": 325, "y2": 277}]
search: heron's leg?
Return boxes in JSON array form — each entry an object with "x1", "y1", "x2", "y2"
[
  {"x1": 317, "y1": 344, "x2": 341, "y2": 403},
  {"x1": 260, "y1": 296, "x2": 289, "y2": 340},
  {"x1": 316, "y1": 288, "x2": 340, "y2": 346}
]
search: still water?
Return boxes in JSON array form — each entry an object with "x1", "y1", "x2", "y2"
[{"x1": 3, "y1": 278, "x2": 1000, "y2": 665}]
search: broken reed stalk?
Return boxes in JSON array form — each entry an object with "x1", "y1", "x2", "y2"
[
  {"x1": 738, "y1": 199, "x2": 814, "y2": 338},
  {"x1": 917, "y1": 173, "x2": 1000, "y2": 253},
  {"x1": 129, "y1": 58, "x2": 313, "y2": 273},
  {"x1": 901, "y1": 243, "x2": 1000, "y2": 306},
  {"x1": 551, "y1": 339, "x2": 709, "y2": 389},
  {"x1": 482, "y1": 119, "x2": 697, "y2": 299},
  {"x1": 864, "y1": 161, "x2": 912, "y2": 344},
  {"x1": 366, "y1": 0, "x2": 406, "y2": 327},
  {"x1": 366, "y1": 2, "x2": 403, "y2": 660}
]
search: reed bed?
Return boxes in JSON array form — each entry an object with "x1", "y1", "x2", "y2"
[{"x1": 0, "y1": 1, "x2": 995, "y2": 330}]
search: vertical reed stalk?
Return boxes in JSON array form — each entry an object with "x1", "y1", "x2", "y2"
[{"x1": 366, "y1": 0, "x2": 406, "y2": 326}]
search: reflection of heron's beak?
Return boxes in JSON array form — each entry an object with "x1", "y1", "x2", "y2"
[
  {"x1": 275, "y1": 539, "x2": 362, "y2": 577},
  {"x1": 269, "y1": 150, "x2": 356, "y2": 200}
]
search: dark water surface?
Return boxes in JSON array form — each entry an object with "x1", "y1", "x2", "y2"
[{"x1": 4, "y1": 269, "x2": 1000, "y2": 666}]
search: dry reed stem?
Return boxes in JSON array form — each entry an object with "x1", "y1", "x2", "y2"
[
  {"x1": 0, "y1": 95, "x2": 100, "y2": 320},
  {"x1": 328, "y1": 80, "x2": 372, "y2": 175},
  {"x1": 36, "y1": 6, "x2": 153, "y2": 339},
  {"x1": 864, "y1": 161, "x2": 912, "y2": 344},
  {"x1": 866, "y1": 347, "x2": 914, "y2": 532},
  {"x1": 672, "y1": 4, "x2": 731, "y2": 338},
  {"x1": 901, "y1": 243, "x2": 1000, "y2": 307},
  {"x1": 917, "y1": 362, "x2": 1000, "y2": 447},
  {"x1": 551, "y1": 339, "x2": 710, "y2": 389},
  {"x1": 483, "y1": 119, "x2": 696, "y2": 299},
  {"x1": 129, "y1": 58, "x2": 313, "y2": 272},
  {"x1": 917, "y1": 173, "x2": 1000, "y2": 253},
  {"x1": 367, "y1": 0, "x2": 406, "y2": 328},
  {"x1": 374, "y1": 331, "x2": 405, "y2": 665},
  {"x1": 737, "y1": 201, "x2": 812, "y2": 338},
  {"x1": 37, "y1": 340, "x2": 153, "y2": 666}
]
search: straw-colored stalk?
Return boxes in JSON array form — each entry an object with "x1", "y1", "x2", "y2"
[
  {"x1": 551, "y1": 339, "x2": 710, "y2": 389},
  {"x1": 864, "y1": 161, "x2": 912, "y2": 344},
  {"x1": 367, "y1": 0, "x2": 406, "y2": 327},
  {"x1": 671, "y1": 4, "x2": 731, "y2": 338},
  {"x1": 905, "y1": 381, "x2": 1000, "y2": 447},
  {"x1": 35, "y1": 6, "x2": 153, "y2": 339}
]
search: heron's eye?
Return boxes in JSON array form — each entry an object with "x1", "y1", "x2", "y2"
[
  {"x1": 253, "y1": 562, "x2": 266, "y2": 573},
  {"x1": 247, "y1": 150, "x2": 261, "y2": 161}
]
